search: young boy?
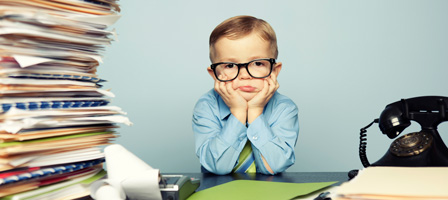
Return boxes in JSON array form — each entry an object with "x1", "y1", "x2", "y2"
[{"x1": 192, "y1": 15, "x2": 299, "y2": 175}]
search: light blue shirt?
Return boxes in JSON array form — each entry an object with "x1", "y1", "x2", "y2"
[{"x1": 192, "y1": 89, "x2": 299, "y2": 175}]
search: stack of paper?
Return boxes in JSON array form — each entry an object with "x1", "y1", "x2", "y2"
[
  {"x1": 333, "y1": 167, "x2": 448, "y2": 200},
  {"x1": 0, "y1": 0, "x2": 130, "y2": 199}
]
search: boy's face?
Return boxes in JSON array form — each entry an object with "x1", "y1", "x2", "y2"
[{"x1": 208, "y1": 32, "x2": 282, "y2": 101}]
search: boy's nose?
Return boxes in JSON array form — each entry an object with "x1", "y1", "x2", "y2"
[{"x1": 238, "y1": 67, "x2": 252, "y2": 79}]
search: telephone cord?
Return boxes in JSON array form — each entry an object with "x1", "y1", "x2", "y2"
[{"x1": 359, "y1": 118, "x2": 379, "y2": 168}]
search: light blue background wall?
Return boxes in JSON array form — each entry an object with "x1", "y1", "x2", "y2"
[{"x1": 99, "y1": 0, "x2": 448, "y2": 173}]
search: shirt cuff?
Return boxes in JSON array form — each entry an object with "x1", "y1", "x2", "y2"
[
  {"x1": 220, "y1": 114, "x2": 247, "y2": 150},
  {"x1": 246, "y1": 113, "x2": 273, "y2": 147}
]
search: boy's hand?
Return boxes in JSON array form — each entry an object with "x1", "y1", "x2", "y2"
[
  {"x1": 247, "y1": 75, "x2": 279, "y2": 123},
  {"x1": 214, "y1": 75, "x2": 247, "y2": 123}
]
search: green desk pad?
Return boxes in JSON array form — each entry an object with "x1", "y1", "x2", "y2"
[{"x1": 188, "y1": 180, "x2": 337, "y2": 200}]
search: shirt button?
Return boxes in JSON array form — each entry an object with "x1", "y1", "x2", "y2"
[{"x1": 252, "y1": 136, "x2": 258, "y2": 140}]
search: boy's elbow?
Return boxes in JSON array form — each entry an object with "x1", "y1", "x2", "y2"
[
  {"x1": 277, "y1": 159, "x2": 295, "y2": 174},
  {"x1": 200, "y1": 156, "x2": 234, "y2": 175},
  {"x1": 266, "y1": 156, "x2": 295, "y2": 175},
  {"x1": 214, "y1": 169, "x2": 232, "y2": 175},
  {"x1": 203, "y1": 165, "x2": 233, "y2": 175},
  {"x1": 258, "y1": 165, "x2": 285, "y2": 175}
]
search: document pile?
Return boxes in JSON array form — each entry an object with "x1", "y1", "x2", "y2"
[
  {"x1": 333, "y1": 167, "x2": 448, "y2": 200},
  {"x1": 0, "y1": 0, "x2": 130, "y2": 199}
]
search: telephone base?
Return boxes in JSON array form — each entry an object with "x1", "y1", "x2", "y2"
[{"x1": 159, "y1": 175, "x2": 200, "y2": 200}]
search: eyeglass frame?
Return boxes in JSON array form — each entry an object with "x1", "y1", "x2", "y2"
[{"x1": 210, "y1": 58, "x2": 276, "y2": 82}]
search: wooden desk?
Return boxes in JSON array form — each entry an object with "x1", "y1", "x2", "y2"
[{"x1": 169, "y1": 172, "x2": 349, "y2": 192}]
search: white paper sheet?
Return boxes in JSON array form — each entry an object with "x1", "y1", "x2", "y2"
[
  {"x1": 90, "y1": 144, "x2": 163, "y2": 200},
  {"x1": 121, "y1": 169, "x2": 163, "y2": 200},
  {"x1": 335, "y1": 167, "x2": 448, "y2": 199},
  {"x1": 94, "y1": 184, "x2": 125, "y2": 200},
  {"x1": 13, "y1": 55, "x2": 54, "y2": 68},
  {"x1": 0, "y1": 77, "x2": 97, "y2": 86},
  {"x1": 0, "y1": 114, "x2": 131, "y2": 133}
]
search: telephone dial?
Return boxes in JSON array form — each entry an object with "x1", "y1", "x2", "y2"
[{"x1": 358, "y1": 96, "x2": 448, "y2": 167}]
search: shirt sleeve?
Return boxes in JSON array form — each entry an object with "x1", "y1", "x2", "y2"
[
  {"x1": 247, "y1": 99, "x2": 299, "y2": 175},
  {"x1": 192, "y1": 95, "x2": 248, "y2": 175}
]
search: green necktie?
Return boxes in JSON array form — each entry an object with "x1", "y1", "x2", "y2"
[{"x1": 232, "y1": 141, "x2": 256, "y2": 173}]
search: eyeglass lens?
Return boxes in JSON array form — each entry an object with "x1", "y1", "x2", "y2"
[{"x1": 215, "y1": 59, "x2": 272, "y2": 81}]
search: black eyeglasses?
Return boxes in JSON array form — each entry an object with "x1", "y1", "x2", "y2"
[{"x1": 210, "y1": 58, "x2": 276, "y2": 82}]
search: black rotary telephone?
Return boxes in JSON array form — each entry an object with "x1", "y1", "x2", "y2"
[{"x1": 359, "y1": 96, "x2": 448, "y2": 168}]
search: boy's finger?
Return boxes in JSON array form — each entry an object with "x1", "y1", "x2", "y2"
[
  {"x1": 267, "y1": 77, "x2": 278, "y2": 97},
  {"x1": 267, "y1": 78, "x2": 275, "y2": 94},
  {"x1": 214, "y1": 76, "x2": 221, "y2": 91},
  {"x1": 271, "y1": 74, "x2": 277, "y2": 82},
  {"x1": 214, "y1": 81, "x2": 221, "y2": 93},
  {"x1": 225, "y1": 79, "x2": 234, "y2": 95},
  {"x1": 216, "y1": 75, "x2": 228, "y2": 97},
  {"x1": 220, "y1": 81, "x2": 229, "y2": 96},
  {"x1": 221, "y1": 75, "x2": 229, "y2": 91},
  {"x1": 261, "y1": 78, "x2": 269, "y2": 95},
  {"x1": 219, "y1": 75, "x2": 231, "y2": 96},
  {"x1": 270, "y1": 75, "x2": 280, "y2": 90},
  {"x1": 214, "y1": 76, "x2": 220, "y2": 87}
]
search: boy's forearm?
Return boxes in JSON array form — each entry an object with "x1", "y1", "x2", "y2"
[
  {"x1": 248, "y1": 107, "x2": 299, "y2": 174},
  {"x1": 194, "y1": 109, "x2": 249, "y2": 174},
  {"x1": 198, "y1": 142, "x2": 243, "y2": 175}
]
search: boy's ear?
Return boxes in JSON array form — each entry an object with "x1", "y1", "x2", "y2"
[
  {"x1": 207, "y1": 67, "x2": 217, "y2": 80},
  {"x1": 272, "y1": 62, "x2": 282, "y2": 77}
]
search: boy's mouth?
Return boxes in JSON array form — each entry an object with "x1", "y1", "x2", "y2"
[{"x1": 239, "y1": 86, "x2": 256, "y2": 92}]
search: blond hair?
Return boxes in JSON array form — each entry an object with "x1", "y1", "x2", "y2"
[{"x1": 209, "y1": 15, "x2": 278, "y2": 62}]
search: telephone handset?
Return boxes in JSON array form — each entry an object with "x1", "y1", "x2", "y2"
[{"x1": 359, "y1": 96, "x2": 448, "y2": 167}]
